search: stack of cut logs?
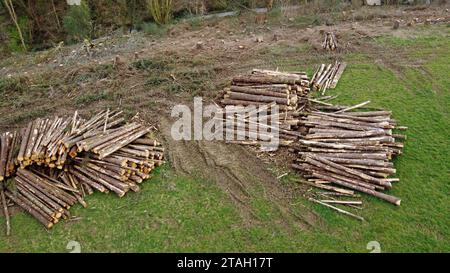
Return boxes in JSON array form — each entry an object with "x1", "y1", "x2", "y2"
[
  {"x1": 0, "y1": 109, "x2": 164, "y2": 232},
  {"x1": 222, "y1": 69, "x2": 310, "y2": 111},
  {"x1": 217, "y1": 103, "x2": 304, "y2": 149},
  {"x1": 219, "y1": 69, "x2": 310, "y2": 146},
  {"x1": 311, "y1": 61, "x2": 347, "y2": 95},
  {"x1": 1, "y1": 131, "x2": 21, "y2": 236},
  {"x1": 0, "y1": 131, "x2": 21, "y2": 182},
  {"x1": 291, "y1": 101, "x2": 406, "y2": 219},
  {"x1": 17, "y1": 116, "x2": 78, "y2": 169},
  {"x1": 322, "y1": 31, "x2": 338, "y2": 51}
]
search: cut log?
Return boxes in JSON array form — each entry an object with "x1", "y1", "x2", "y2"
[
  {"x1": 334, "y1": 101, "x2": 371, "y2": 114},
  {"x1": 304, "y1": 155, "x2": 391, "y2": 188},
  {"x1": 312, "y1": 172, "x2": 401, "y2": 205},
  {"x1": 226, "y1": 92, "x2": 289, "y2": 105},
  {"x1": 5, "y1": 191, "x2": 53, "y2": 229},
  {"x1": 0, "y1": 133, "x2": 9, "y2": 181},
  {"x1": 1, "y1": 190, "x2": 11, "y2": 236},
  {"x1": 229, "y1": 86, "x2": 288, "y2": 97},
  {"x1": 98, "y1": 127, "x2": 153, "y2": 159},
  {"x1": 309, "y1": 198, "x2": 364, "y2": 221},
  {"x1": 329, "y1": 62, "x2": 347, "y2": 88}
]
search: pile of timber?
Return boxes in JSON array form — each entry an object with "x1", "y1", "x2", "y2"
[
  {"x1": 16, "y1": 116, "x2": 79, "y2": 169},
  {"x1": 219, "y1": 69, "x2": 310, "y2": 145},
  {"x1": 217, "y1": 103, "x2": 303, "y2": 149},
  {"x1": 0, "y1": 109, "x2": 165, "y2": 233},
  {"x1": 291, "y1": 101, "x2": 407, "y2": 220},
  {"x1": 311, "y1": 61, "x2": 347, "y2": 95},
  {"x1": 8, "y1": 168, "x2": 76, "y2": 228},
  {"x1": 0, "y1": 131, "x2": 21, "y2": 182},
  {"x1": 322, "y1": 32, "x2": 338, "y2": 51},
  {"x1": 222, "y1": 69, "x2": 310, "y2": 111},
  {"x1": 1, "y1": 131, "x2": 21, "y2": 236}
]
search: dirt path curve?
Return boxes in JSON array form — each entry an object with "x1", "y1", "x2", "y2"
[{"x1": 159, "y1": 115, "x2": 321, "y2": 230}]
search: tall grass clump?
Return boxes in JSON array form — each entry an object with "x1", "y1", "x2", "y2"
[{"x1": 147, "y1": 0, "x2": 173, "y2": 25}]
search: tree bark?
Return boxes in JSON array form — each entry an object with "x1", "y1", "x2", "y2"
[{"x1": 1, "y1": 190, "x2": 11, "y2": 236}]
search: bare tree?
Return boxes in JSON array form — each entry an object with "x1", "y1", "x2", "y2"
[{"x1": 3, "y1": 0, "x2": 27, "y2": 51}]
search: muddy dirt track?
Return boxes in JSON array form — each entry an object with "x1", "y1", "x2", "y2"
[{"x1": 159, "y1": 115, "x2": 322, "y2": 229}]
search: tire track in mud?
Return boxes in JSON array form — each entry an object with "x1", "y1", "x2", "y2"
[{"x1": 159, "y1": 116, "x2": 321, "y2": 230}]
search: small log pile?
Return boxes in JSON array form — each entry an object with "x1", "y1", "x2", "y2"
[
  {"x1": 219, "y1": 69, "x2": 310, "y2": 146},
  {"x1": 9, "y1": 168, "x2": 76, "y2": 228},
  {"x1": 217, "y1": 103, "x2": 303, "y2": 149},
  {"x1": 0, "y1": 109, "x2": 165, "y2": 233},
  {"x1": 17, "y1": 116, "x2": 75, "y2": 169},
  {"x1": 1, "y1": 131, "x2": 21, "y2": 235},
  {"x1": 311, "y1": 61, "x2": 347, "y2": 95},
  {"x1": 322, "y1": 32, "x2": 338, "y2": 51},
  {"x1": 291, "y1": 101, "x2": 406, "y2": 220},
  {"x1": 0, "y1": 131, "x2": 21, "y2": 182},
  {"x1": 222, "y1": 69, "x2": 310, "y2": 111}
]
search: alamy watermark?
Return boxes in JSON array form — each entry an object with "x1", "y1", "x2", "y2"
[
  {"x1": 66, "y1": 240, "x2": 81, "y2": 253},
  {"x1": 367, "y1": 241, "x2": 381, "y2": 253},
  {"x1": 171, "y1": 97, "x2": 280, "y2": 151}
]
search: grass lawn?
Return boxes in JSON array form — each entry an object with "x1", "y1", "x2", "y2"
[{"x1": 0, "y1": 25, "x2": 449, "y2": 253}]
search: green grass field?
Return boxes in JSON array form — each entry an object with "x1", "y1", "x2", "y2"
[{"x1": 0, "y1": 25, "x2": 449, "y2": 253}]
